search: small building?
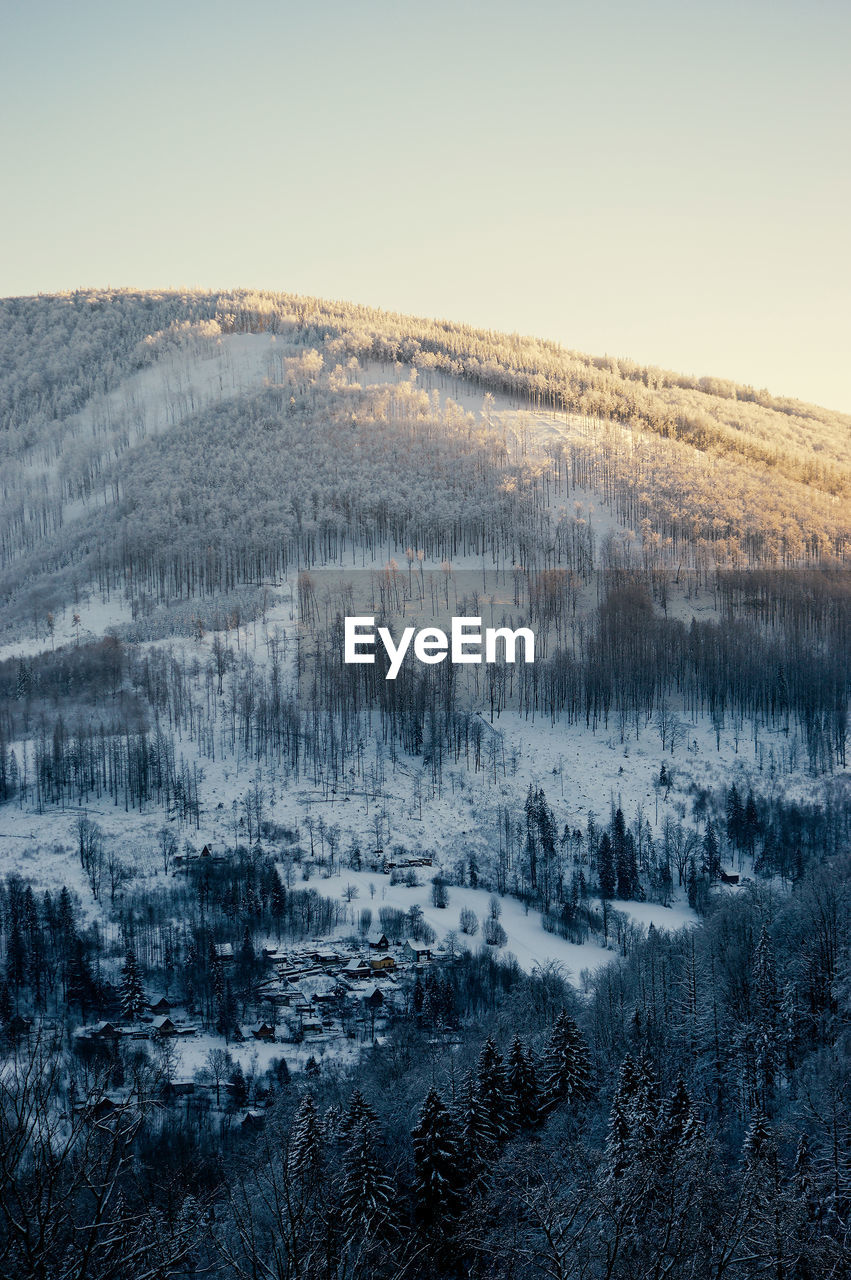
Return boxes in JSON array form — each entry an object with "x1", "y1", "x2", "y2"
[
  {"x1": 161, "y1": 1080, "x2": 195, "y2": 1100},
  {"x1": 370, "y1": 954, "x2": 396, "y2": 973},
  {"x1": 249, "y1": 1022, "x2": 276, "y2": 1042},
  {"x1": 148, "y1": 994, "x2": 173, "y2": 1015},
  {"x1": 342, "y1": 958, "x2": 371, "y2": 979},
  {"x1": 362, "y1": 985, "x2": 384, "y2": 1009},
  {"x1": 90, "y1": 1021, "x2": 120, "y2": 1040},
  {"x1": 720, "y1": 871, "x2": 740, "y2": 886},
  {"x1": 241, "y1": 1110, "x2": 266, "y2": 1131},
  {"x1": 367, "y1": 931, "x2": 390, "y2": 950},
  {"x1": 310, "y1": 950, "x2": 339, "y2": 967},
  {"x1": 403, "y1": 941, "x2": 432, "y2": 965},
  {"x1": 214, "y1": 943, "x2": 234, "y2": 962},
  {"x1": 152, "y1": 1016, "x2": 176, "y2": 1036}
]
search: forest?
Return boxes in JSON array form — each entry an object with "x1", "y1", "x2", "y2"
[{"x1": 0, "y1": 291, "x2": 848, "y2": 1278}]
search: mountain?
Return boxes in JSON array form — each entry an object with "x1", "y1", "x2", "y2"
[{"x1": 0, "y1": 289, "x2": 848, "y2": 1280}]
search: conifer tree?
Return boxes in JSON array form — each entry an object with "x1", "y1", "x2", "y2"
[
  {"x1": 598, "y1": 832, "x2": 616, "y2": 900},
  {"x1": 539, "y1": 1011, "x2": 593, "y2": 1115},
  {"x1": 477, "y1": 1037, "x2": 509, "y2": 1139},
  {"x1": 120, "y1": 946, "x2": 145, "y2": 1020},
  {"x1": 455, "y1": 1073, "x2": 496, "y2": 1195},
  {"x1": 411, "y1": 1088, "x2": 461, "y2": 1225},
  {"x1": 506, "y1": 1035, "x2": 539, "y2": 1128},
  {"x1": 290, "y1": 1093, "x2": 324, "y2": 1185},
  {"x1": 340, "y1": 1117, "x2": 396, "y2": 1240},
  {"x1": 665, "y1": 1078, "x2": 694, "y2": 1146},
  {"x1": 702, "y1": 821, "x2": 720, "y2": 880},
  {"x1": 726, "y1": 783, "x2": 744, "y2": 848}
]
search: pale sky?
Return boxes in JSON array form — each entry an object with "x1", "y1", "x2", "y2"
[{"x1": 2, "y1": 0, "x2": 849, "y2": 410}]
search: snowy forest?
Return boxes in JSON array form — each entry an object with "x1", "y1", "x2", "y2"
[{"x1": 0, "y1": 290, "x2": 849, "y2": 1279}]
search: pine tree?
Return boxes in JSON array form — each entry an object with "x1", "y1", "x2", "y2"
[
  {"x1": 5, "y1": 923, "x2": 26, "y2": 995},
  {"x1": 613, "y1": 808, "x2": 636, "y2": 899},
  {"x1": 0, "y1": 980, "x2": 12, "y2": 1025},
  {"x1": 630, "y1": 1051, "x2": 660, "y2": 1153},
  {"x1": 455, "y1": 1073, "x2": 496, "y2": 1195},
  {"x1": 744, "y1": 791, "x2": 760, "y2": 855},
  {"x1": 229, "y1": 1063, "x2": 248, "y2": 1109},
  {"x1": 506, "y1": 1035, "x2": 539, "y2": 1128},
  {"x1": 343, "y1": 1089, "x2": 380, "y2": 1138},
  {"x1": 792, "y1": 1134, "x2": 818, "y2": 1222},
  {"x1": 66, "y1": 934, "x2": 96, "y2": 1017},
  {"x1": 411, "y1": 1088, "x2": 461, "y2": 1224},
  {"x1": 120, "y1": 946, "x2": 145, "y2": 1020},
  {"x1": 743, "y1": 1110, "x2": 779, "y2": 1204},
  {"x1": 598, "y1": 832, "x2": 616, "y2": 900},
  {"x1": 605, "y1": 1091, "x2": 632, "y2": 1181},
  {"x1": 687, "y1": 856, "x2": 698, "y2": 910},
  {"x1": 726, "y1": 783, "x2": 744, "y2": 848},
  {"x1": 539, "y1": 1011, "x2": 593, "y2": 1115},
  {"x1": 477, "y1": 1037, "x2": 509, "y2": 1139},
  {"x1": 665, "y1": 1078, "x2": 694, "y2": 1146},
  {"x1": 753, "y1": 926, "x2": 780, "y2": 1109},
  {"x1": 340, "y1": 1117, "x2": 396, "y2": 1240},
  {"x1": 290, "y1": 1093, "x2": 324, "y2": 1184},
  {"x1": 702, "y1": 821, "x2": 720, "y2": 880}
]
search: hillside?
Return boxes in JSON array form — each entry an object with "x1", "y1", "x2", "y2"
[{"x1": 0, "y1": 289, "x2": 848, "y2": 1280}]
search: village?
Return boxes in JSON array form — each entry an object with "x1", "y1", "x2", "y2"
[{"x1": 54, "y1": 919, "x2": 449, "y2": 1133}]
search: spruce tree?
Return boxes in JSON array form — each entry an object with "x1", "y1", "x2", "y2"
[
  {"x1": 477, "y1": 1037, "x2": 509, "y2": 1140},
  {"x1": 229, "y1": 1063, "x2": 248, "y2": 1109},
  {"x1": 340, "y1": 1117, "x2": 396, "y2": 1240},
  {"x1": 598, "y1": 832, "x2": 616, "y2": 900},
  {"x1": 726, "y1": 783, "x2": 744, "y2": 848},
  {"x1": 539, "y1": 1011, "x2": 593, "y2": 1115},
  {"x1": 702, "y1": 821, "x2": 720, "y2": 880},
  {"x1": 290, "y1": 1093, "x2": 324, "y2": 1184},
  {"x1": 343, "y1": 1088, "x2": 380, "y2": 1138},
  {"x1": 605, "y1": 1091, "x2": 632, "y2": 1181},
  {"x1": 66, "y1": 934, "x2": 96, "y2": 1018},
  {"x1": 411, "y1": 1088, "x2": 461, "y2": 1225},
  {"x1": 665, "y1": 1078, "x2": 694, "y2": 1146},
  {"x1": 120, "y1": 946, "x2": 145, "y2": 1020},
  {"x1": 455, "y1": 1073, "x2": 496, "y2": 1195},
  {"x1": 506, "y1": 1035, "x2": 539, "y2": 1128}
]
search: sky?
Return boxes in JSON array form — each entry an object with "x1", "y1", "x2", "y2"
[{"x1": 2, "y1": 0, "x2": 849, "y2": 411}]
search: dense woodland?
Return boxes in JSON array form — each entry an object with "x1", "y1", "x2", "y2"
[
  {"x1": 0, "y1": 292, "x2": 849, "y2": 1278},
  {"x1": 1, "y1": 858, "x2": 849, "y2": 1279}
]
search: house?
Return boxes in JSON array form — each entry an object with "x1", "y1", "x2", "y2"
[
  {"x1": 161, "y1": 1080, "x2": 195, "y2": 1100},
  {"x1": 90, "y1": 1021, "x2": 120, "y2": 1040},
  {"x1": 720, "y1": 871, "x2": 740, "y2": 885},
  {"x1": 82, "y1": 1095, "x2": 119, "y2": 1121},
  {"x1": 370, "y1": 954, "x2": 396, "y2": 973},
  {"x1": 362, "y1": 985, "x2": 384, "y2": 1009},
  {"x1": 367, "y1": 931, "x2": 390, "y2": 950},
  {"x1": 310, "y1": 949, "x2": 339, "y2": 967},
  {"x1": 249, "y1": 1022, "x2": 276, "y2": 1042},
  {"x1": 148, "y1": 994, "x2": 173, "y2": 1015},
  {"x1": 241, "y1": 1110, "x2": 266, "y2": 1131},
  {"x1": 152, "y1": 1016, "x2": 176, "y2": 1036},
  {"x1": 403, "y1": 940, "x2": 432, "y2": 964},
  {"x1": 342, "y1": 958, "x2": 371, "y2": 979}
]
